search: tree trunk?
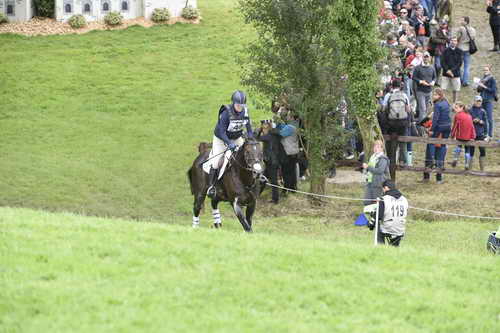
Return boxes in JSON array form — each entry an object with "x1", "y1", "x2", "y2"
[
  {"x1": 304, "y1": 104, "x2": 328, "y2": 205},
  {"x1": 356, "y1": 115, "x2": 383, "y2": 159}
]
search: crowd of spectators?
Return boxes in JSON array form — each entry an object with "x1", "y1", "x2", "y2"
[
  {"x1": 377, "y1": 0, "x2": 498, "y2": 185},
  {"x1": 259, "y1": 0, "x2": 499, "y2": 204}
]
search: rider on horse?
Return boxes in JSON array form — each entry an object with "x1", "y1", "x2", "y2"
[{"x1": 207, "y1": 90, "x2": 254, "y2": 198}]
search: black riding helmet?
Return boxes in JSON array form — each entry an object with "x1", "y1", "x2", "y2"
[{"x1": 231, "y1": 90, "x2": 247, "y2": 106}]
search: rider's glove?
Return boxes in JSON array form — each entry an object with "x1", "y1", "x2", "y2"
[{"x1": 228, "y1": 143, "x2": 237, "y2": 151}]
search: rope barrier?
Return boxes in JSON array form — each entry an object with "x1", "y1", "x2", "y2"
[{"x1": 265, "y1": 182, "x2": 500, "y2": 221}]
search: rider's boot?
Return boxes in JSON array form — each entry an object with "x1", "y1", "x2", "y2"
[{"x1": 207, "y1": 167, "x2": 218, "y2": 198}]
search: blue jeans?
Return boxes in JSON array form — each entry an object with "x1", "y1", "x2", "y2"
[
  {"x1": 461, "y1": 51, "x2": 471, "y2": 85},
  {"x1": 482, "y1": 100, "x2": 494, "y2": 137},
  {"x1": 416, "y1": 90, "x2": 432, "y2": 123},
  {"x1": 424, "y1": 129, "x2": 450, "y2": 180},
  {"x1": 434, "y1": 55, "x2": 442, "y2": 78}
]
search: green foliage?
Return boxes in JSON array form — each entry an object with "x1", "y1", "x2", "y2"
[
  {"x1": 181, "y1": 5, "x2": 200, "y2": 19},
  {"x1": 68, "y1": 14, "x2": 87, "y2": 29},
  {"x1": 238, "y1": 0, "x2": 357, "y2": 194},
  {"x1": 34, "y1": 0, "x2": 55, "y2": 18},
  {"x1": 104, "y1": 11, "x2": 123, "y2": 26},
  {"x1": 2, "y1": 207, "x2": 499, "y2": 332},
  {"x1": 151, "y1": 8, "x2": 171, "y2": 23},
  {"x1": 332, "y1": 0, "x2": 384, "y2": 156},
  {"x1": 0, "y1": 13, "x2": 8, "y2": 24}
]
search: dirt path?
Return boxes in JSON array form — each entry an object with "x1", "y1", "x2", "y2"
[{"x1": 326, "y1": 170, "x2": 363, "y2": 184}]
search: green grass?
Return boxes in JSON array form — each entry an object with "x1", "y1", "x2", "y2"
[
  {"x1": 1, "y1": 207, "x2": 499, "y2": 332},
  {"x1": 0, "y1": 0, "x2": 265, "y2": 220},
  {"x1": 1, "y1": 1, "x2": 500, "y2": 330}
]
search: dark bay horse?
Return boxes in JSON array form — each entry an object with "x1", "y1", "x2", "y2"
[{"x1": 187, "y1": 138, "x2": 265, "y2": 232}]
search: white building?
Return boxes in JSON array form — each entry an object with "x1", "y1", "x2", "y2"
[
  {"x1": 0, "y1": 0, "x2": 34, "y2": 22},
  {"x1": 1, "y1": 0, "x2": 197, "y2": 22}
]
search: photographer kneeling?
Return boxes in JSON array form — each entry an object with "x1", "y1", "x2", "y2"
[{"x1": 364, "y1": 180, "x2": 409, "y2": 247}]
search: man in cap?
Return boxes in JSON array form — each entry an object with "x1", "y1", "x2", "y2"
[
  {"x1": 366, "y1": 180, "x2": 409, "y2": 247},
  {"x1": 441, "y1": 37, "x2": 463, "y2": 102},
  {"x1": 469, "y1": 95, "x2": 489, "y2": 171},
  {"x1": 412, "y1": 51, "x2": 436, "y2": 126}
]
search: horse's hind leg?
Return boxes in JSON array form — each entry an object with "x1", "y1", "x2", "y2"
[
  {"x1": 192, "y1": 194, "x2": 206, "y2": 228},
  {"x1": 211, "y1": 199, "x2": 222, "y2": 229},
  {"x1": 233, "y1": 198, "x2": 251, "y2": 232},
  {"x1": 245, "y1": 200, "x2": 256, "y2": 232}
]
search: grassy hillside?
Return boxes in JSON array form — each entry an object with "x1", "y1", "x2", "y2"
[
  {"x1": 1, "y1": 207, "x2": 499, "y2": 332},
  {"x1": 0, "y1": 0, "x2": 266, "y2": 221}
]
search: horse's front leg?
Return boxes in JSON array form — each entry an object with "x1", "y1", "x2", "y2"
[
  {"x1": 245, "y1": 199, "x2": 256, "y2": 232},
  {"x1": 233, "y1": 198, "x2": 251, "y2": 232},
  {"x1": 192, "y1": 194, "x2": 206, "y2": 228},
  {"x1": 211, "y1": 198, "x2": 222, "y2": 229}
]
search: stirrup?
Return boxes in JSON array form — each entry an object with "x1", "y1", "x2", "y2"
[{"x1": 207, "y1": 185, "x2": 216, "y2": 198}]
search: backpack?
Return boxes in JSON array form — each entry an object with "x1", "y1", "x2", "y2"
[{"x1": 387, "y1": 91, "x2": 408, "y2": 120}]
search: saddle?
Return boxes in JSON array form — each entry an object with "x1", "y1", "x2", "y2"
[{"x1": 201, "y1": 145, "x2": 236, "y2": 180}]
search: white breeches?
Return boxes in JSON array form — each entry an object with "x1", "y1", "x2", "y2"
[{"x1": 211, "y1": 135, "x2": 244, "y2": 169}]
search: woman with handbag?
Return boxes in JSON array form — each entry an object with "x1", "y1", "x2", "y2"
[{"x1": 456, "y1": 16, "x2": 477, "y2": 87}]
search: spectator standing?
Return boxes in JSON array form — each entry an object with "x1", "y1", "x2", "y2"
[
  {"x1": 477, "y1": 65, "x2": 497, "y2": 138},
  {"x1": 382, "y1": 80, "x2": 410, "y2": 178},
  {"x1": 469, "y1": 96, "x2": 489, "y2": 171},
  {"x1": 422, "y1": 88, "x2": 452, "y2": 183},
  {"x1": 487, "y1": 0, "x2": 500, "y2": 52},
  {"x1": 410, "y1": 5, "x2": 431, "y2": 47},
  {"x1": 365, "y1": 180, "x2": 408, "y2": 247},
  {"x1": 277, "y1": 111, "x2": 300, "y2": 193},
  {"x1": 362, "y1": 140, "x2": 390, "y2": 206},
  {"x1": 441, "y1": 37, "x2": 463, "y2": 103},
  {"x1": 436, "y1": 0, "x2": 453, "y2": 27},
  {"x1": 256, "y1": 120, "x2": 284, "y2": 204},
  {"x1": 412, "y1": 51, "x2": 436, "y2": 125},
  {"x1": 429, "y1": 19, "x2": 450, "y2": 85},
  {"x1": 456, "y1": 16, "x2": 476, "y2": 87},
  {"x1": 451, "y1": 102, "x2": 476, "y2": 170}
]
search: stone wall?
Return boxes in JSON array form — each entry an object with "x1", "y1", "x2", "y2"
[
  {"x1": 55, "y1": 0, "x2": 197, "y2": 22},
  {"x1": 55, "y1": 0, "x2": 142, "y2": 22},
  {"x1": 1, "y1": 0, "x2": 34, "y2": 22}
]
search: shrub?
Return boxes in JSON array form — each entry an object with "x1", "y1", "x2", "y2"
[
  {"x1": 34, "y1": 0, "x2": 55, "y2": 18},
  {"x1": 68, "y1": 14, "x2": 86, "y2": 29},
  {"x1": 151, "y1": 8, "x2": 171, "y2": 23},
  {"x1": 0, "y1": 13, "x2": 8, "y2": 24},
  {"x1": 104, "y1": 11, "x2": 123, "y2": 26},
  {"x1": 181, "y1": 6, "x2": 199, "y2": 20}
]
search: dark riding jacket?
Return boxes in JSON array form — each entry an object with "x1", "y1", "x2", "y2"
[{"x1": 214, "y1": 105, "x2": 254, "y2": 145}]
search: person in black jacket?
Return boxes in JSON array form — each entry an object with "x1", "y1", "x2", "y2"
[
  {"x1": 256, "y1": 120, "x2": 285, "y2": 204},
  {"x1": 441, "y1": 37, "x2": 463, "y2": 103},
  {"x1": 487, "y1": 0, "x2": 500, "y2": 51}
]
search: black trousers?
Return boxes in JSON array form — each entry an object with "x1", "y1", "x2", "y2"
[
  {"x1": 282, "y1": 155, "x2": 298, "y2": 191},
  {"x1": 264, "y1": 163, "x2": 280, "y2": 203},
  {"x1": 377, "y1": 230, "x2": 403, "y2": 247},
  {"x1": 491, "y1": 24, "x2": 500, "y2": 48}
]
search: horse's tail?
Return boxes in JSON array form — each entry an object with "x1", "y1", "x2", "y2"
[{"x1": 187, "y1": 167, "x2": 195, "y2": 195}]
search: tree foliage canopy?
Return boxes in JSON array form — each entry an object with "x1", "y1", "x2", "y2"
[{"x1": 238, "y1": 0, "x2": 383, "y2": 194}]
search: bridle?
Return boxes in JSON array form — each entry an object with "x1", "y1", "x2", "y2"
[{"x1": 229, "y1": 140, "x2": 266, "y2": 191}]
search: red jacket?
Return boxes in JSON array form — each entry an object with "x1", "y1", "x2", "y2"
[{"x1": 452, "y1": 111, "x2": 476, "y2": 140}]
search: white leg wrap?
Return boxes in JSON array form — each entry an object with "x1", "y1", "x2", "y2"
[
  {"x1": 212, "y1": 209, "x2": 221, "y2": 225},
  {"x1": 192, "y1": 216, "x2": 200, "y2": 228}
]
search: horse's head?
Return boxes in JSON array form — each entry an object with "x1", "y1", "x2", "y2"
[{"x1": 240, "y1": 137, "x2": 265, "y2": 175}]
